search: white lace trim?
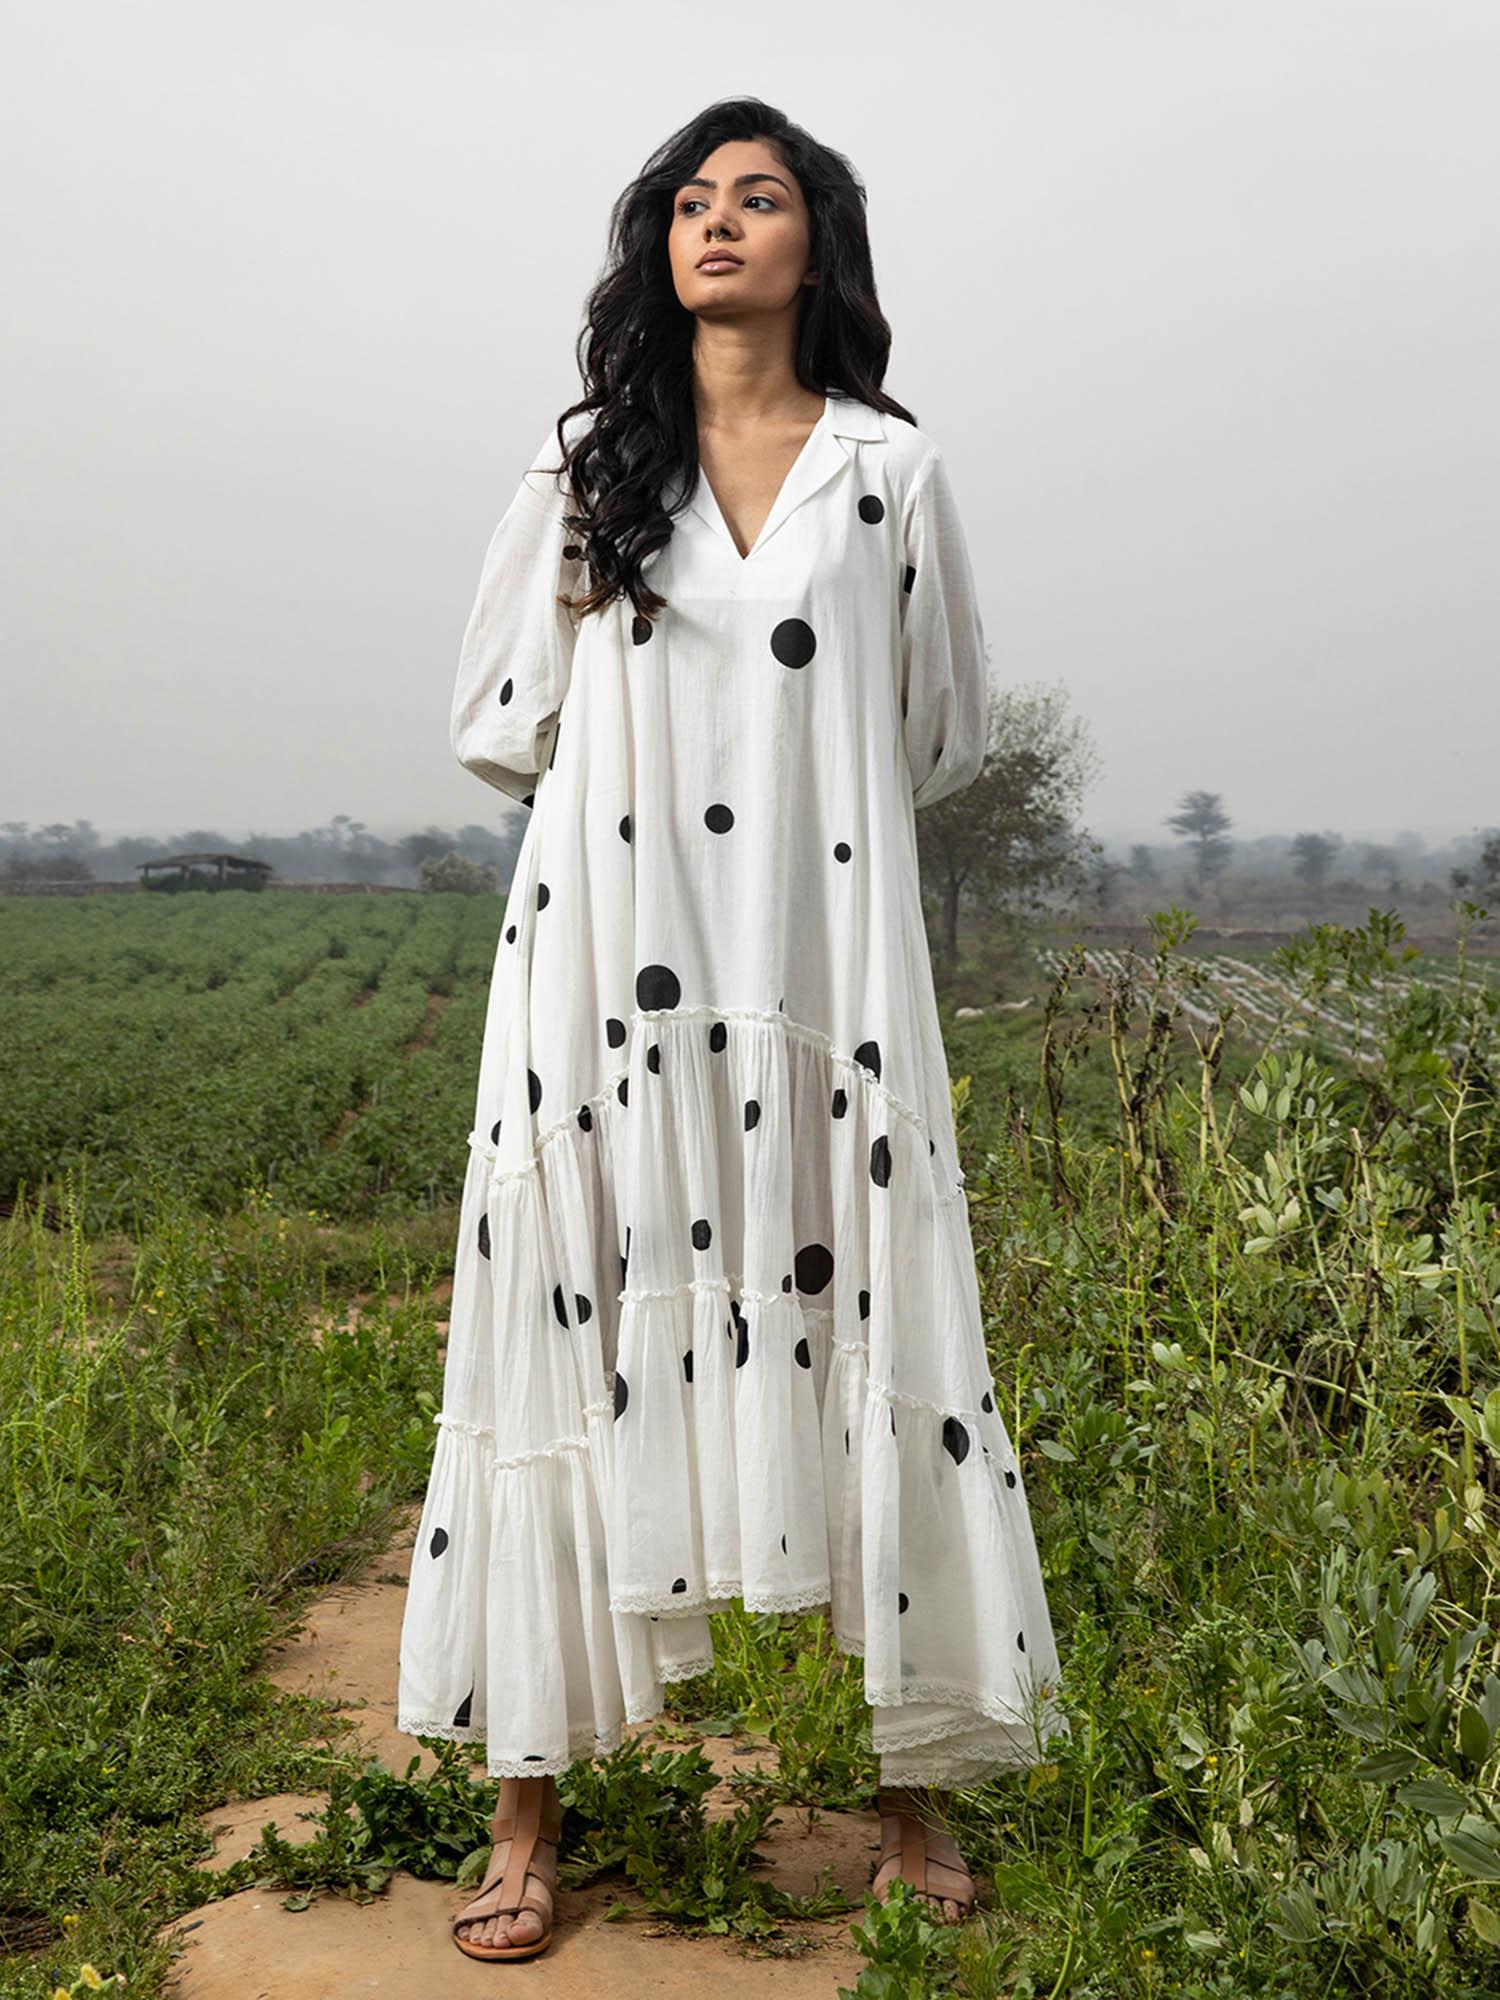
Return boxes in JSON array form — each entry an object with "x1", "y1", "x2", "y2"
[
  {"x1": 875, "y1": 1742, "x2": 1047, "y2": 1786},
  {"x1": 401, "y1": 1672, "x2": 1066, "y2": 1785},
  {"x1": 466, "y1": 1002, "x2": 965, "y2": 1211},
  {"x1": 396, "y1": 1712, "x2": 618, "y2": 1780},
  {"x1": 612, "y1": 1576, "x2": 833, "y2": 1616},
  {"x1": 862, "y1": 1678, "x2": 1067, "y2": 1748}
]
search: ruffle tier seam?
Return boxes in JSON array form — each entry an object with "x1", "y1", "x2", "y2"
[
  {"x1": 466, "y1": 1002, "x2": 967, "y2": 1211},
  {"x1": 430, "y1": 1341, "x2": 1005, "y2": 1464}
]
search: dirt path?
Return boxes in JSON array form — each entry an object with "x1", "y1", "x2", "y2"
[{"x1": 162, "y1": 1503, "x2": 873, "y2": 1997}]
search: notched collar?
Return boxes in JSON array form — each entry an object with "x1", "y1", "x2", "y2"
[
  {"x1": 826, "y1": 395, "x2": 886, "y2": 441},
  {"x1": 688, "y1": 392, "x2": 887, "y2": 562}
]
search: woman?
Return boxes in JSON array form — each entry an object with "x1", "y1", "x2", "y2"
[{"x1": 397, "y1": 96, "x2": 1066, "y2": 1962}]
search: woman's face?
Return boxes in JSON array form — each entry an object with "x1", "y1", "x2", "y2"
[{"x1": 667, "y1": 137, "x2": 816, "y2": 320}]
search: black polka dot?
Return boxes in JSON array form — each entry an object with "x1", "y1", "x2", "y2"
[
  {"x1": 637, "y1": 963, "x2": 681, "y2": 1011},
  {"x1": 619, "y1": 813, "x2": 632, "y2": 842},
  {"x1": 575, "y1": 1293, "x2": 592, "y2": 1323},
  {"x1": 929, "y1": 1138, "x2": 935, "y2": 1155},
  {"x1": 794, "y1": 1242, "x2": 834, "y2": 1294},
  {"x1": 536, "y1": 881, "x2": 550, "y2": 910},
  {"x1": 897, "y1": 1592, "x2": 909, "y2": 1614},
  {"x1": 477, "y1": 1212, "x2": 491, "y2": 1260},
  {"x1": 691, "y1": 1217, "x2": 712, "y2": 1250},
  {"x1": 858, "y1": 1288, "x2": 870, "y2": 1319},
  {"x1": 793, "y1": 1336, "x2": 812, "y2": 1368},
  {"x1": 553, "y1": 1283, "x2": 569, "y2": 1328},
  {"x1": 614, "y1": 1372, "x2": 629, "y2": 1419},
  {"x1": 606, "y1": 1016, "x2": 627, "y2": 1048},
  {"x1": 857, "y1": 494, "x2": 885, "y2": 523},
  {"x1": 704, "y1": 802, "x2": 735, "y2": 833},
  {"x1": 505, "y1": 924, "x2": 516, "y2": 943},
  {"x1": 844, "y1": 1425, "x2": 850, "y2": 1453},
  {"x1": 563, "y1": 542, "x2": 582, "y2": 560},
  {"x1": 672, "y1": 1576, "x2": 687, "y2": 1593},
  {"x1": 490, "y1": 1117, "x2": 502, "y2": 1144},
  {"x1": 781, "y1": 1273, "x2": 793, "y2": 1292},
  {"x1": 834, "y1": 840, "x2": 852, "y2": 863},
  {"x1": 617, "y1": 1076, "x2": 629, "y2": 1106},
  {"x1": 735, "y1": 1316, "x2": 750, "y2": 1366},
  {"x1": 1004, "y1": 1468, "x2": 1017, "y2": 1488},
  {"x1": 942, "y1": 1416, "x2": 970, "y2": 1465},
  {"x1": 523, "y1": 1753, "x2": 545, "y2": 1762},
  {"x1": 770, "y1": 617, "x2": 816, "y2": 668},
  {"x1": 870, "y1": 1134, "x2": 893, "y2": 1187},
  {"x1": 744, "y1": 1098, "x2": 761, "y2": 1130},
  {"x1": 498, "y1": 678, "x2": 514, "y2": 705},
  {"x1": 453, "y1": 1686, "x2": 474, "y2": 1728},
  {"x1": 429, "y1": 1527, "x2": 449, "y2": 1557},
  {"x1": 577, "y1": 1104, "x2": 593, "y2": 1131},
  {"x1": 1017, "y1": 1631, "x2": 1027, "y2": 1652},
  {"x1": 854, "y1": 1039, "x2": 882, "y2": 1080},
  {"x1": 981, "y1": 1390, "x2": 994, "y2": 1413},
  {"x1": 831, "y1": 1088, "x2": 847, "y2": 1117},
  {"x1": 683, "y1": 1347, "x2": 693, "y2": 1382},
  {"x1": 708, "y1": 1021, "x2": 727, "y2": 1052},
  {"x1": 730, "y1": 1298, "x2": 747, "y2": 1336},
  {"x1": 631, "y1": 614, "x2": 653, "y2": 645},
  {"x1": 527, "y1": 1069, "x2": 543, "y2": 1115},
  {"x1": 902, "y1": 563, "x2": 916, "y2": 593},
  {"x1": 647, "y1": 1042, "x2": 661, "y2": 1073},
  {"x1": 781, "y1": 1531, "x2": 788, "y2": 1553}
]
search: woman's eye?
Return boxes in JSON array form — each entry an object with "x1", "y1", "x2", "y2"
[{"x1": 678, "y1": 195, "x2": 775, "y2": 215}]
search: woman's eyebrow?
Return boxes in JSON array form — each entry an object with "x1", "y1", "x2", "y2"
[{"x1": 678, "y1": 171, "x2": 792, "y2": 195}]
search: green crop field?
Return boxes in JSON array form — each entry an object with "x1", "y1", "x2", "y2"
[{"x1": 3, "y1": 890, "x2": 1499, "y2": 2000}]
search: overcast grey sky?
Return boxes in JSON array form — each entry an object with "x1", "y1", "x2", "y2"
[{"x1": 3, "y1": 1, "x2": 1495, "y2": 849}]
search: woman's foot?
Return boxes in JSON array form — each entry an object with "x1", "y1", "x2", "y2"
[
  {"x1": 452, "y1": 1774, "x2": 560, "y2": 1957},
  {"x1": 871, "y1": 1785, "x2": 976, "y2": 1924}
]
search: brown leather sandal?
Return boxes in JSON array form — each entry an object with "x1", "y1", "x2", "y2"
[
  {"x1": 870, "y1": 1786, "x2": 976, "y2": 1923},
  {"x1": 452, "y1": 1775, "x2": 562, "y2": 1961}
]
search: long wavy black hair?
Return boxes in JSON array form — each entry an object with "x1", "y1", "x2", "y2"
[{"x1": 538, "y1": 97, "x2": 918, "y2": 625}]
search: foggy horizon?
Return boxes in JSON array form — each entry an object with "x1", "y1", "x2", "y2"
[{"x1": 4, "y1": 2, "x2": 1496, "y2": 849}]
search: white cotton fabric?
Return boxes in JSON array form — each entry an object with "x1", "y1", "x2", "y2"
[{"x1": 396, "y1": 392, "x2": 1067, "y2": 1786}]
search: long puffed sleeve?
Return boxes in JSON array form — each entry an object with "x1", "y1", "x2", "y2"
[
  {"x1": 898, "y1": 446, "x2": 991, "y2": 810},
  {"x1": 450, "y1": 427, "x2": 584, "y2": 804}
]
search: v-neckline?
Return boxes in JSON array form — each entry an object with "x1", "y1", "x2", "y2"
[{"x1": 695, "y1": 394, "x2": 832, "y2": 564}]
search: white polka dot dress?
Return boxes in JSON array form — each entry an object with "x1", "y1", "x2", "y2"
[{"x1": 396, "y1": 392, "x2": 1068, "y2": 1788}]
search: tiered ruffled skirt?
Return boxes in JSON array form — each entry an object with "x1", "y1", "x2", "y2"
[{"x1": 397, "y1": 999, "x2": 1067, "y2": 1787}]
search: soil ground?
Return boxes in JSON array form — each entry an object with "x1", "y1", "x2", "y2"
[{"x1": 161, "y1": 1504, "x2": 877, "y2": 1997}]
